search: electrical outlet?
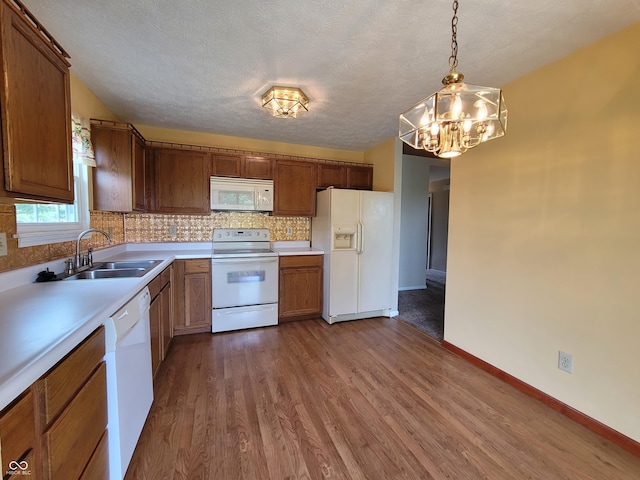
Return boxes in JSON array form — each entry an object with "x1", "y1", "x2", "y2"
[
  {"x1": 108, "y1": 227, "x2": 114, "y2": 237},
  {"x1": 286, "y1": 225, "x2": 293, "y2": 235},
  {"x1": 558, "y1": 351, "x2": 573, "y2": 374},
  {"x1": 169, "y1": 225, "x2": 178, "y2": 237},
  {"x1": 0, "y1": 232, "x2": 7, "y2": 256}
]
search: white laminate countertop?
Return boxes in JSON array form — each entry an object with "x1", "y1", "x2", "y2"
[
  {"x1": 271, "y1": 241, "x2": 324, "y2": 256},
  {"x1": 0, "y1": 240, "x2": 322, "y2": 411},
  {"x1": 0, "y1": 244, "x2": 207, "y2": 411}
]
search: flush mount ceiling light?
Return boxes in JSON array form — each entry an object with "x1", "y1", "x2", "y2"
[
  {"x1": 399, "y1": 0, "x2": 507, "y2": 158},
  {"x1": 262, "y1": 86, "x2": 309, "y2": 118}
]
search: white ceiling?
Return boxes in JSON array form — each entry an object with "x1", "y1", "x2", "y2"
[{"x1": 25, "y1": 0, "x2": 640, "y2": 152}]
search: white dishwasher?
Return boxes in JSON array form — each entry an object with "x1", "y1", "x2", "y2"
[{"x1": 105, "y1": 287, "x2": 154, "y2": 480}]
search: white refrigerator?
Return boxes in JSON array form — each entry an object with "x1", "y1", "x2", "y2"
[{"x1": 312, "y1": 188, "x2": 394, "y2": 324}]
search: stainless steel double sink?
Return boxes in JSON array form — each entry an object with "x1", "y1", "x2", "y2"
[{"x1": 64, "y1": 260, "x2": 163, "y2": 280}]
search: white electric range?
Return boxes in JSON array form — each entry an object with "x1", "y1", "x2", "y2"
[{"x1": 211, "y1": 228, "x2": 279, "y2": 333}]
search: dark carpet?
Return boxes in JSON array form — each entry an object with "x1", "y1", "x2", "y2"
[{"x1": 397, "y1": 270, "x2": 446, "y2": 341}]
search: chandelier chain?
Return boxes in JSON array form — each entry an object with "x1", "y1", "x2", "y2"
[{"x1": 448, "y1": 0, "x2": 459, "y2": 71}]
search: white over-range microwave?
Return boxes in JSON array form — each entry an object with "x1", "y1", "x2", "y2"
[{"x1": 210, "y1": 176, "x2": 274, "y2": 212}]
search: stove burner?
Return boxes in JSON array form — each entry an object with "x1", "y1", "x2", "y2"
[{"x1": 212, "y1": 228, "x2": 276, "y2": 258}]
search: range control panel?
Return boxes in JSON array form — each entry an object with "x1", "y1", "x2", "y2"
[{"x1": 213, "y1": 228, "x2": 270, "y2": 242}]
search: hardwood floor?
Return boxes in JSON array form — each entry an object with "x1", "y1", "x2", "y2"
[{"x1": 125, "y1": 318, "x2": 640, "y2": 479}]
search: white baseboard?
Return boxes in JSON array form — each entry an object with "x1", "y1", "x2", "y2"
[{"x1": 398, "y1": 285, "x2": 427, "y2": 291}]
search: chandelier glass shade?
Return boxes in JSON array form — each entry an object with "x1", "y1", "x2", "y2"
[
  {"x1": 398, "y1": 0, "x2": 507, "y2": 158},
  {"x1": 399, "y1": 73, "x2": 507, "y2": 158},
  {"x1": 262, "y1": 86, "x2": 309, "y2": 118}
]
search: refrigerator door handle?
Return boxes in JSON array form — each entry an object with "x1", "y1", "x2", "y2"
[{"x1": 357, "y1": 222, "x2": 364, "y2": 254}]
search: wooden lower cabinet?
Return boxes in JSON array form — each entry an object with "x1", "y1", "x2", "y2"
[
  {"x1": 38, "y1": 328, "x2": 105, "y2": 426},
  {"x1": 42, "y1": 363, "x2": 107, "y2": 480},
  {"x1": 149, "y1": 265, "x2": 173, "y2": 378},
  {"x1": 149, "y1": 298, "x2": 161, "y2": 377},
  {"x1": 79, "y1": 430, "x2": 109, "y2": 480},
  {"x1": 173, "y1": 259, "x2": 212, "y2": 335},
  {"x1": 278, "y1": 255, "x2": 323, "y2": 323},
  {"x1": 0, "y1": 389, "x2": 37, "y2": 478},
  {"x1": 160, "y1": 283, "x2": 172, "y2": 359},
  {"x1": 38, "y1": 326, "x2": 108, "y2": 480},
  {"x1": 0, "y1": 327, "x2": 108, "y2": 480}
]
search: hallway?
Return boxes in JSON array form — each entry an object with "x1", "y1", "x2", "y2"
[{"x1": 397, "y1": 270, "x2": 446, "y2": 341}]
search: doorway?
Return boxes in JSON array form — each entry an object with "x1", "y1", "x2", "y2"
[{"x1": 397, "y1": 158, "x2": 449, "y2": 341}]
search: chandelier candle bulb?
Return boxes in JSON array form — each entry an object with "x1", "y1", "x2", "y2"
[{"x1": 398, "y1": 0, "x2": 507, "y2": 158}]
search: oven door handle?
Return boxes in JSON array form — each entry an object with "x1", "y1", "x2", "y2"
[
  {"x1": 211, "y1": 257, "x2": 279, "y2": 265},
  {"x1": 215, "y1": 306, "x2": 275, "y2": 315}
]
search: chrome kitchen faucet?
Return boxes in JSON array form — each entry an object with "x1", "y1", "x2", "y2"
[{"x1": 75, "y1": 228, "x2": 111, "y2": 272}]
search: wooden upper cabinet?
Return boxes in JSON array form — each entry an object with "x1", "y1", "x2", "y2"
[
  {"x1": 92, "y1": 121, "x2": 146, "y2": 212},
  {"x1": 211, "y1": 153, "x2": 242, "y2": 177},
  {"x1": 0, "y1": 0, "x2": 73, "y2": 203},
  {"x1": 347, "y1": 165, "x2": 373, "y2": 190},
  {"x1": 211, "y1": 154, "x2": 273, "y2": 179},
  {"x1": 243, "y1": 156, "x2": 273, "y2": 179},
  {"x1": 151, "y1": 148, "x2": 211, "y2": 214},
  {"x1": 132, "y1": 134, "x2": 146, "y2": 210},
  {"x1": 274, "y1": 159, "x2": 316, "y2": 216},
  {"x1": 317, "y1": 163, "x2": 346, "y2": 189}
]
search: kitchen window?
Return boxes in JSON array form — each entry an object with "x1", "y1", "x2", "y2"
[
  {"x1": 14, "y1": 113, "x2": 94, "y2": 247},
  {"x1": 14, "y1": 163, "x2": 91, "y2": 247}
]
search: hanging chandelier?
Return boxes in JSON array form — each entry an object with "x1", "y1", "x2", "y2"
[
  {"x1": 262, "y1": 86, "x2": 309, "y2": 118},
  {"x1": 399, "y1": 0, "x2": 507, "y2": 158}
]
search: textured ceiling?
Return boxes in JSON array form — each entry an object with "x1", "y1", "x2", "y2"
[{"x1": 25, "y1": 0, "x2": 640, "y2": 152}]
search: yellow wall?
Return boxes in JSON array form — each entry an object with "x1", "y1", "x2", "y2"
[
  {"x1": 70, "y1": 73, "x2": 119, "y2": 121},
  {"x1": 137, "y1": 124, "x2": 364, "y2": 163},
  {"x1": 444, "y1": 22, "x2": 640, "y2": 442},
  {"x1": 364, "y1": 137, "x2": 399, "y2": 192}
]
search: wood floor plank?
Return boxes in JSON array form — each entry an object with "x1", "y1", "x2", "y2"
[{"x1": 125, "y1": 318, "x2": 640, "y2": 479}]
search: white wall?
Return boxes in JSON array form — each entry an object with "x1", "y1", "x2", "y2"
[
  {"x1": 398, "y1": 155, "x2": 430, "y2": 289},
  {"x1": 444, "y1": 22, "x2": 640, "y2": 442},
  {"x1": 428, "y1": 181, "x2": 450, "y2": 272}
]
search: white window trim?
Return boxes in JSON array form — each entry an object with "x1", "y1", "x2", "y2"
[{"x1": 14, "y1": 165, "x2": 91, "y2": 248}]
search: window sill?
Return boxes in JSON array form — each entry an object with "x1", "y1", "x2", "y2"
[{"x1": 13, "y1": 229, "x2": 85, "y2": 248}]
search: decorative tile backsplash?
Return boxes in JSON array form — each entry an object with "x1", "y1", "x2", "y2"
[
  {"x1": 124, "y1": 211, "x2": 309, "y2": 242},
  {"x1": 0, "y1": 207, "x2": 126, "y2": 273},
  {"x1": 0, "y1": 205, "x2": 309, "y2": 273}
]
